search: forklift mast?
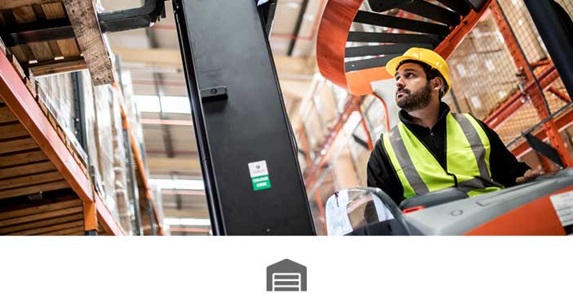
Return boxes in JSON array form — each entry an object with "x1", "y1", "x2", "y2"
[{"x1": 172, "y1": 0, "x2": 316, "y2": 235}]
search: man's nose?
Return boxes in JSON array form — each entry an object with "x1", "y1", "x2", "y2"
[{"x1": 395, "y1": 77, "x2": 405, "y2": 88}]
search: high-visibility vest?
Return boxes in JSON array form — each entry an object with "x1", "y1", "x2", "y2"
[{"x1": 382, "y1": 113, "x2": 503, "y2": 198}]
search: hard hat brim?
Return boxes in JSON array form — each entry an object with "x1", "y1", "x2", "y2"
[{"x1": 385, "y1": 55, "x2": 428, "y2": 77}]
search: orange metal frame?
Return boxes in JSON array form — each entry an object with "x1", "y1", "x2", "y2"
[
  {"x1": 511, "y1": 108, "x2": 573, "y2": 159},
  {"x1": 466, "y1": 186, "x2": 571, "y2": 235},
  {"x1": 484, "y1": 66, "x2": 559, "y2": 129},
  {"x1": 316, "y1": 0, "x2": 493, "y2": 96},
  {"x1": 316, "y1": 0, "x2": 362, "y2": 92},
  {"x1": 96, "y1": 192, "x2": 125, "y2": 236},
  {"x1": 547, "y1": 87, "x2": 571, "y2": 104},
  {"x1": 0, "y1": 51, "x2": 124, "y2": 235}
]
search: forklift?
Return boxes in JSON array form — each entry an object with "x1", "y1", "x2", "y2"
[{"x1": 170, "y1": 0, "x2": 573, "y2": 235}]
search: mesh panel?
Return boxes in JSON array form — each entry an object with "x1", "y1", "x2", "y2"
[
  {"x1": 497, "y1": 0, "x2": 547, "y2": 65},
  {"x1": 447, "y1": 12, "x2": 520, "y2": 121},
  {"x1": 445, "y1": 1, "x2": 573, "y2": 146},
  {"x1": 496, "y1": 0, "x2": 572, "y2": 145}
]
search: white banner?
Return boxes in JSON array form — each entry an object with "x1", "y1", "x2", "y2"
[{"x1": 0, "y1": 236, "x2": 571, "y2": 293}]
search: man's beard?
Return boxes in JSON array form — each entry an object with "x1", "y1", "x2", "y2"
[{"x1": 396, "y1": 82, "x2": 432, "y2": 112}]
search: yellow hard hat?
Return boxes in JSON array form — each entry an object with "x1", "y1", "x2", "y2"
[{"x1": 385, "y1": 47, "x2": 451, "y2": 95}]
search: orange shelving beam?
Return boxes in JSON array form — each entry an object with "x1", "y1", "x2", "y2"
[{"x1": 0, "y1": 50, "x2": 124, "y2": 236}]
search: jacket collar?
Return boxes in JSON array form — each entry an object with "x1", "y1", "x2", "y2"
[{"x1": 398, "y1": 102, "x2": 451, "y2": 130}]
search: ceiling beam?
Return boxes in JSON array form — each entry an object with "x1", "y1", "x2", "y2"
[{"x1": 111, "y1": 47, "x2": 316, "y2": 76}]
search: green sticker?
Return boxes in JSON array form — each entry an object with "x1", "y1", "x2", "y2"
[
  {"x1": 252, "y1": 175, "x2": 271, "y2": 191},
  {"x1": 249, "y1": 160, "x2": 271, "y2": 191}
]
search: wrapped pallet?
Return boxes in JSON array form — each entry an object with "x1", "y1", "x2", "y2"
[
  {"x1": 110, "y1": 86, "x2": 134, "y2": 234},
  {"x1": 90, "y1": 82, "x2": 139, "y2": 235},
  {"x1": 79, "y1": 69, "x2": 107, "y2": 202},
  {"x1": 36, "y1": 71, "x2": 88, "y2": 170},
  {"x1": 93, "y1": 85, "x2": 119, "y2": 221},
  {"x1": 117, "y1": 70, "x2": 148, "y2": 170},
  {"x1": 36, "y1": 73, "x2": 74, "y2": 128},
  {"x1": 33, "y1": 67, "x2": 138, "y2": 235}
]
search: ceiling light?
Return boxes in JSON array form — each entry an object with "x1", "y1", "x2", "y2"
[
  {"x1": 149, "y1": 179, "x2": 205, "y2": 190},
  {"x1": 286, "y1": 2, "x2": 301, "y2": 9},
  {"x1": 163, "y1": 217, "x2": 211, "y2": 226}
]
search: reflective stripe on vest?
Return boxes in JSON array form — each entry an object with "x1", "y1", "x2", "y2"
[{"x1": 382, "y1": 113, "x2": 502, "y2": 198}]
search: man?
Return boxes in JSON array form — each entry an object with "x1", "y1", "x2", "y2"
[{"x1": 366, "y1": 47, "x2": 542, "y2": 206}]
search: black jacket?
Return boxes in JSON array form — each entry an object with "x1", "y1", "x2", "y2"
[{"x1": 366, "y1": 102, "x2": 531, "y2": 206}]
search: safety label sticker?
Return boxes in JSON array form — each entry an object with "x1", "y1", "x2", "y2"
[
  {"x1": 549, "y1": 191, "x2": 573, "y2": 235},
  {"x1": 248, "y1": 160, "x2": 271, "y2": 191}
]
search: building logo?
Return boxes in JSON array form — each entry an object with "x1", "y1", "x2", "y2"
[{"x1": 266, "y1": 259, "x2": 307, "y2": 292}]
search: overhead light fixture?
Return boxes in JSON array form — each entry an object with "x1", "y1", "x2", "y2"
[
  {"x1": 286, "y1": 2, "x2": 301, "y2": 9},
  {"x1": 164, "y1": 217, "x2": 211, "y2": 226},
  {"x1": 149, "y1": 179, "x2": 205, "y2": 191}
]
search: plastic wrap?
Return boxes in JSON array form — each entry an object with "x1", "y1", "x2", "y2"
[
  {"x1": 110, "y1": 86, "x2": 134, "y2": 234},
  {"x1": 93, "y1": 85, "x2": 119, "y2": 221}
]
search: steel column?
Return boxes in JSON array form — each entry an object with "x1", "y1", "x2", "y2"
[
  {"x1": 173, "y1": 0, "x2": 315, "y2": 235},
  {"x1": 83, "y1": 199, "x2": 98, "y2": 234}
]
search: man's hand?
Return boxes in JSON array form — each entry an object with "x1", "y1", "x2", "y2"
[{"x1": 515, "y1": 168, "x2": 545, "y2": 184}]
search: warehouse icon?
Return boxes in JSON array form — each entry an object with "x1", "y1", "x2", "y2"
[{"x1": 266, "y1": 259, "x2": 307, "y2": 292}]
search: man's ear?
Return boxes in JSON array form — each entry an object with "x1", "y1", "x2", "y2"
[{"x1": 431, "y1": 77, "x2": 444, "y2": 91}]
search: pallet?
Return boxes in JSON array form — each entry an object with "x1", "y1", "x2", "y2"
[
  {"x1": 1, "y1": 25, "x2": 89, "y2": 179},
  {"x1": 35, "y1": 86, "x2": 89, "y2": 177},
  {"x1": 0, "y1": 105, "x2": 72, "y2": 200},
  {"x1": 0, "y1": 193, "x2": 86, "y2": 236}
]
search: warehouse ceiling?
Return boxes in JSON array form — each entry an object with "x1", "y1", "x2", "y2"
[{"x1": 99, "y1": 0, "x2": 324, "y2": 235}]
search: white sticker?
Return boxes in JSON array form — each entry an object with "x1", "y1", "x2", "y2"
[
  {"x1": 248, "y1": 160, "x2": 269, "y2": 178},
  {"x1": 549, "y1": 191, "x2": 573, "y2": 227}
]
